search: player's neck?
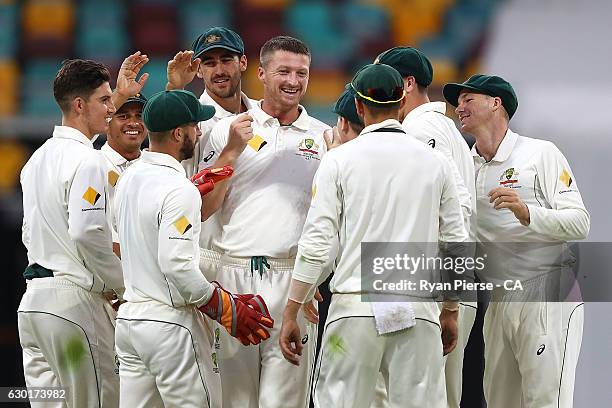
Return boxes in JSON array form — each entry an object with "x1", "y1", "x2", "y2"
[
  {"x1": 403, "y1": 93, "x2": 430, "y2": 118},
  {"x1": 261, "y1": 99, "x2": 300, "y2": 125},
  {"x1": 107, "y1": 138, "x2": 140, "y2": 161},
  {"x1": 473, "y1": 121, "x2": 509, "y2": 162},
  {"x1": 149, "y1": 143, "x2": 182, "y2": 163},
  {"x1": 207, "y1": 89, "x2": 245, "y2": 115},
  {"x1": 61, "y1": 116, "x2": 94, "y2": 140}
]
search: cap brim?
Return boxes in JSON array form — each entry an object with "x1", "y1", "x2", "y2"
[
  {"x1": 196, "y1": 104, "x2": 216, "y2": 122},
  {"x1": 193, "y1": 44, "x2": 243, "y2": 59},
  {"x1": 443, "y1": 83, "x2": 485, "y2": 107}
]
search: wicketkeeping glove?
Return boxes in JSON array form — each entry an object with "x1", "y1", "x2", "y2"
[
  {"x1": 233, "y1": 293, "x2": 273, "y2": 345},
  {"x1": 190, "y1": 165, "x2": 234, "y2": 196},
  {"x1": 199, "y1": 282, "x2": 274, "y2": 346}
]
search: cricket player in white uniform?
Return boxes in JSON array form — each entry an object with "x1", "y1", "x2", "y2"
[
  {"x1": 113, "y1": 90, "x2": 274, "y2": 408},
  {"x1": 200, "y1": 36, "x2": 329, "y2": 408},
  {"x1": 377, "y1": 46, "x2": 478, "y2": 408},
  {"x1": 443, "y1": 74, "x2": 590, "y2": 408},
  {"x1": 18, "y1": 58, "x2": 135, "y2": 408},
  {"x1": 165, "y1": 27, "x2": 256, "y2": 274},
  {"x1": 100, "y1": 92, "x2": 148, "y2": 255},
  {"x1": 280, "y1": 63, "x2": 468, "y2": 408}
]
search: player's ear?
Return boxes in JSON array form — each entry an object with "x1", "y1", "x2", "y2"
[
  {"x1": 403, "y1": 76, "x2": 416, "y2": 93},
  {"x1": 257, "y1": 65, "x2": 265, "y2": 83},
  {"x1": 355, "y1": 98, "x2": 365, "y2": 120},
  {"x1": 239, "y1": 55, "x2": 247, "y2": 72},
  {"x1": 72, "y1": 96, "x2": 85, "y2": 114},
  {"x1": 339, "y1": 116, "x2": 349, "y2": 134},
  {"x1": 491, "y1": 96, "x2": 503, "y2": 112},
  {"x1": 171, "y1": 127, "x2": 182, "y2": 143}
]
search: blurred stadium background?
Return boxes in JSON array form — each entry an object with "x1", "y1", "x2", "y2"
[{"x1": 0, "y1": 0, "x2": 611, "y2": 406}]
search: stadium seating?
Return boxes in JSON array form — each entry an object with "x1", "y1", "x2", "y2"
[
  {"x1": 180, "y1": 0, "x2": 231, "y2": 49},
  {"x1": 21, "y1": 59, "x2": 62, "y2": 118},
  {"x1": 22, "y1": 0, "x2": 73, "y2": 57},
  {"x1": 0, "y1": 59, "x2": 19, "y2": 116},
  {"x1": 0, "y1": 2, "x2": 18, "y2": 58}
]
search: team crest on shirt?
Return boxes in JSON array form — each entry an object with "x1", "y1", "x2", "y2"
[
  {"x1": 499, "y1": 168, "x2": 522, "y2": 188},
  {"x1": 296, "y1": 138, "x2": 321, "y2": 161}
]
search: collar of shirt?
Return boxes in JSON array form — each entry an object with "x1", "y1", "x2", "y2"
[
  {"x1": 402, "y1": 101, "x2": 446, "y2": 125},
  {"x1": 360, "y1": 119, "x2": 404, "y2": 135},
  {"x1": 249, "y1": 101, "x2": 311, "y2": 131},
  {"x1": 101, "y1": 142, "x2": 133, "y2": 167},
  {"x1": 471, "y1": 128, "x2": 518, "y2": 163},
  {"x1": 199, "y1": 90, "x2": 254, "y2": 120},
  {"x1": 140, "y1": 151, "x2": 186, "y2": 177},
  {"x1": 52, "y1": 125, "x2": 94, "y2": 148}
]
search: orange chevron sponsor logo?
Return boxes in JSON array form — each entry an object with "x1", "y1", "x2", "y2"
[
  {"x1": 173, "y1": 216, "x2": 192, "y2": 235},
  {"x1": 82, "y1": 187, "x2": 101, "y2": 205},
  {"x1": 108, "y1": 170, "x2": 120, "y2": 187}
]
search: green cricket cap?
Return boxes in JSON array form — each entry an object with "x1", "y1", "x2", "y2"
[
  {"x1": 192, "y1": 27, "x2": 244, "y2": 59},
  {"x1": 374, "y1": 47, "x2": 433, "y2": 87},
  {"x1": 118, "y1": 92, "x2": 147, "y2": 111},
  {"x1": 443, "y1": 74, "x2": 518, "y2": 119},
  {"x1": 143, "y1": 90, "x2": 215, "y2": 132},
  {"x1": 332, "y1": 84, "x2": 362, "y2": 125},
  {"x1": 350, "y1": 64, "x2": 405, "y2": 107}
]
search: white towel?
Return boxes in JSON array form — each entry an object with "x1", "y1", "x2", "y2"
[{"x1": 371, "y1": 301, "x2": 416, "y2": 335}]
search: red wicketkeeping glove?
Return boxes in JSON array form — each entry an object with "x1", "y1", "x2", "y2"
[
  {"x1": 199, "y1": 282, "x2": 274, "y2": 346},
  {"x1": 233, "y1": 293, "x2": 273, "y2": 345},
  {"x1": 190, "y1": 165, "x2": 234, "y2": 196}
]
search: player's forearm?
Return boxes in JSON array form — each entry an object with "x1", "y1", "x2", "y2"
[
  {"x1": 159, "y1": 251, "x2": 215, "y2": 306},
  {"x1": 527, "y1": 206, "x2": 590, "y2": 241},
  {"x1": 72, "y1": 229, "x2": 124, "y2": 294},
  {"x1": 200, "y1": 149, "x2": 239, "y2": 220}
]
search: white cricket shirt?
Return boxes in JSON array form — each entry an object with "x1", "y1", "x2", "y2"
[
  {"x1": 293, "y1": 119, "x2": 468, "y2": 295},
  {"x1": 402, "y1": 101, "x2": 476, "y2": 237},
  {"x1": 114, "y1": 151, "x2": 214, "y2": 307},
  {"x1": 114, "y1": 151, "x2": 213, "y2": 307},
  {"x1": 208, "y1": 101, "x2": 330, "y2": 258},
  {"x1": 182, "y1": 90, "x2": 256, "y2": 177},
  {"x1": 100, "y1": 142, "x2": 139, "y2": 243},
  {"x1": 20, "y1": 126, "x2": 123, "y2": 293},
  {"x1": 181, "y1": 90, "x2": 256, "y2": 251},
  {"x1": 473, "y1": 129, "x2": 590, "y2": 283}
]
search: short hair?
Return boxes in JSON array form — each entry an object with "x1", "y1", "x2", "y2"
[
  {"x1": 348, "y1": 120, "x2": 364, "y2": 134},
  {"x1": 362, "y1": 103, "x2": 401, "y2": 117},
  {"x1": 53, "y1": 59, "x2": 111, "y2": 113},
  {"x1": 259, "y1": 36, "x2": 310, "y2": 68}
]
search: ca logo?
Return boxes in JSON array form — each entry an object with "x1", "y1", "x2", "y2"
[
  {"x1": 301, "y1": 334, "x2": 309, "y2": 345},
  {"x1": 537, "y1": 344, "x2": 546, "y2": 355}
]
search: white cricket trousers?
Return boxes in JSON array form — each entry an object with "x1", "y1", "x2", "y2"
[
  {"x1": 200, "y1": 250, "x2": 317, "y2": 408},
  {"x1": 484, "y1": 293, "x2": 583, "y2": 407},
  {"x1": 369, "y1": 301, "x2": 477, "y2": 408},
  {"x1": 314, "y1": 299, "x2": 446, "y2": 408},
  {"x1": 17, "y1": 277, "x2": 119, "y2": 408},
  {"x1": 115, "y1": 301, "x2": 221, "y2": 408}
]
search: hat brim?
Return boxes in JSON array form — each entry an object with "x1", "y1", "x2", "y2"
[
  {"x1": 196, "y1": 104, "x2": 216, "y2": 122},
  {"x1": 193, "y1": 44, "x2": 243, "y2": 60},
  {"x1": 122, "y1": 97, "x2": 147, "y2": 106},
  {"x1": 443, "y1": 83, "x2": 487, "y2": 107}
]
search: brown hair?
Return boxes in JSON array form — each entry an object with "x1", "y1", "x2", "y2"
[
  {"x1": 260, "y1": 36, "x2": 310, "y2": 68},
  {"x1": 53, "y1": 59, "x2": 111, "y2": 113}
]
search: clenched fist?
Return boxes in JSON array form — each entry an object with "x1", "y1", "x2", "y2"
[{"x1": 223, "y1": 114, "x2": 254, "y2": 159}]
